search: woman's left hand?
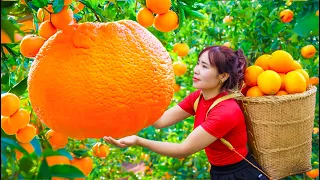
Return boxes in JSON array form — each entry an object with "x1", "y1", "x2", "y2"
[{"x1": 103, "y1": 135, "x2": 139, "y2": 148}]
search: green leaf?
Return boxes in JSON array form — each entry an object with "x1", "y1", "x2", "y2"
[
  {"x1": 51, "y1": 164, "x2": 85, "y2": 178},
  {"x1": 8, "y1": 76, "x2": 28, "y2": 96},
  {"x1": 57, "y1": 149, "x2": 73, "y2": 160},
  {"x1": 1, "y1": 72, "x2": 10, "y2": 84},
  {"x1": 1, "y1": 137, "x2": 29, "y2": 155},
  {"x1": 37, "y1": 159, "x2": 52, "y2": 179},
  {"x1": 53, "y1": 0, "x2": 64, "y2": 13},
  {"x1": 42, "y1": 149, "x2": 65, "y2": 158},
  {"x1": 1, "y1": 19, "x2": 19, "y2": 42},
  {"x1": 293, "y1": 13, "x2": 319, "y2": 37},
  {"x1": 19, "y1": 156, "x2": 35, "y2": 173},
  {"x1": 31, "y1": 0, "x2": 49, "y2": 8},
  {"x1": 178, "y1": 6, "x2": 185, "y2": 29}
]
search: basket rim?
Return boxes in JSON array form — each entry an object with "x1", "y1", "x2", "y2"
[{"x1": 235, "y1": 85, "x2": 317, "y2": 103}]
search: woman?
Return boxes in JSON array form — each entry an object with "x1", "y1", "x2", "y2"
[{"x1": 104, "y1": 45, "x2": 269, "y2": 180}]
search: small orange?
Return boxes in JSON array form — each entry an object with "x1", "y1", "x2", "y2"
[
  {"x1": 313, "y1": 127, "x2": 319, "y2": 134},
  {"x1": 146, "y1": 0, "x2": 171, "y2": 14},
  {"x1": 284, "y1": 71, "x2": 306, "y2": 94},
  {"x1": 172, "y1": 61, "x2": 187, "y2": 76},
  {"x1": 278, "y1": 73, "x2": 286, "y2": 90},
  {"x1": 1, "y1": 116, "x2": 20, "y2": 135},
  {"x1": 70, "y1": 156, "x2": 93, "y2": 176},
  {"x1": 92, "y1": 142, "x2": 110, "y2": 158},
  {"x1": 222, "y1": 42, "x2": 234, "y2": 49},
  {"x1": 269, "y1": 50, "x2": 293, "y2": 73},
  {"x1": 15, "y1": 142, "x2": 34, "y2": 161},
  {"x1": 291, "y1": 60, "x2": 302, "y2": 70},
  {"x1": 37, "y1": 5, "x2": 53, "y2": 22},
  {"x1": 51, "y1": 6, "x2": 74, "y2": 30},
  {"x1": 20, "y1": 35, "x2": 45, "y2": 58},
  {"x1": 279, "y1": 9, "x2": 294, "y2": 23},
  {"x1": 63, "y1": 0, "x2": 72, "y2": 5},
  {"x1": 39, "y1": 20, "x2": 57, "y2": 40},
  {"x1": 306, "y1": 169, "x2": 319, "y2": 179},
  {"x1": 254, "y1": 54, "x2": 271, "y2": 70},
  {"x1": 257, "y1": 70, "x2": 281, "y2": 95},
  {"x1": 16, "y1": 124, "x2": 37, "y2": 143},
  {"x1": 136, "y1": 7, "x2": 154, "y2": 28},
  {"x1": 154, "y1": 10, "x2": 179, "y2": 32},
  {"x1": 301, "y1": 45, "x2": 316, "y2": 59},
  {"x1": 223, "y1": 16, "x2": 233, "y2": 24},
  {"x1": 73, "y1": 2, "x2": 85, "y2": 14},
  {"x1": 173, "y1": 83, "x2": 180, "y2": 92},
  {"x1": 244, "y1": 65, "x2": 264, "y2": 87},
  {"x1": 309, "y1": 77, "x2": 319, "y2": 86},
  {"x1": 46, "y1": 129, "x2": 69, "y2": 150},
  {"x1": 10, "y1": 108, "x2": 30, "y2": 130},
  {"x1": 46, "y1": 155, "x2": 70, "y2": 166},
  {"x1": 1, "y1": 93, "x2": 20, "y2": 116},
  {"x1": 173, "y1": 43, "x2": 189, "y2": 57},
  {"x1": 246, "y1": 86, "x2": 264, "y2": 97},
  {"x1": 276, "y1": 90, "x2": 288, "y2": 96},
  {"x1": 316, "y1": 10, "x2": 319, "y2": 16}
]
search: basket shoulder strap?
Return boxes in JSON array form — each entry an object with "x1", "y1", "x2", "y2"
[
  {"x1": 193, "y1": 91, "x2": 202, "y2": 113},
  {"x1": 205, "y1": 93, "x2": 242, "y2": 118}
]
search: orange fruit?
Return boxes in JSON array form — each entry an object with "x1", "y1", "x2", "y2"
[
  {"x1": 301, "y1": 45, "x2": 316, "y2": 59},
  {"x1": 291, "y1": 60, "x2": 302, "y2": 70},
  {"x1": 37, "y1": 5, "x2": 53, "y2": 22},
  {"x1": 28, "y1": 20, "x2": 174, "y2": 139},
  {"x1": 279, "y1": 9, "x2": 294, "y2": 23},
  {"x1": 257, "y1": 70, "x2": 281, "y2": 95},
  {"x1": 278, "y1": 73, "x2": 286, "y2": 90},
  {"x1": 46, "y1": 155, "x2": 70, "y2": 166},
  {"x1": 269, "y1": 50, "x2": 293, "y2": 73},
  {"x1": 92, "y1": 142, "x2": 110, "y2": 158},
  {"x1": 1, "y1": 93, "x2": 20, "y2": 116},
  {"x1": 46, "y1": 130, "x2": 69, "y2": 150},
  {"x1": 309, "y1": 77, "x2": 319, "y2": 86},
  {"x1": 284, "y1": 71, "x2": 306, "y2": 94},
  {"x1": 306, "y1": 169, "x2": 319, "y2": 179},
  {"x1": 173, "y1": 43, "x2": 189, "y2": 57},
  {"x1": 313, "y1": 127, "x2": 319, "y2": 134},
  {"x1": 19, "y1": 20, "x2": 38, "y2": 33},
  {"x1": 173, "y1": 61, "x2": 187, "y2": 76},
  {"x1": 71, "y1": 156, "x2": 93, "y2": 176},
  {"x1": 295, "y1": 69, "x2": 309, "y2": 86},
  {"x1": 244, "y1": 65, "x2": 264, "y2": 87},
  {"x1": 73, "y1": 2, "x2": 84, "y2": 14},
  {"x1": 223, "y1": 16, "x2": 233, "y2": 23},
  {"x1": 39, "y1": 20, "x2": 57, "y2": 40},
  {"x1": 10, "y1": 108, "x2": 30, "y2": 130},
  {"x1": 20, "y1": 34, "x2": 45, "y2": 58},
  {"x1": 173, "y1": 83, "x2": 180, "y2": 92},
  {"x1": 1, "y1": 116, "x2": 20, "y2": 135},
  {"x1": 222, "y1": 42, "x2": 234, "y2": 49},
  {"x1": 64, "y1": 0, "x2": 72, "y2": 5},
  {"x1": 254, "y1": 54, "x2": 271, "y2": 70},
  {"x1": 51, "y1": 6, "x2": 74, "y2": 30},
  {"x1": 15, "y1": 142, "x2": 35, "y2": 161},
  {"x1": 316, "y1": 10, "x2": 319, "y2": 16},
  {"x1": 154, "y1": 10, "x2": 179, "y2": 32},
  {"x1": 16, "y1": 124, "x2": 37, "y2": 143},
  {"x1": 136, "y1": 7, "x2": 154, "y2": 28},
  {"x1": 276, "y1": 90, "x2": 288, "y2": 96},
  {"x1": 246, "y1": 86, "x2": 264, "y2": 97},
  {"x1": 146, "y1": 0, "x2": 171, "y2": 14}
]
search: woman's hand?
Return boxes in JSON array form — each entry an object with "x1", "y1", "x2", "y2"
[{"x1": 103, "y1": 135, "x2": 139, "y2": 148}]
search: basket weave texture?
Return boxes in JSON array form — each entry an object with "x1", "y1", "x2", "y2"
[{"x1": 235, "y1": 86, "x2": 317, "y2": 180}]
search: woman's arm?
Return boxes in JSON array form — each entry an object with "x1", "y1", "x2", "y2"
[
  {"x1": 104, "y1": 126, "x2": 218, "y2": 159},
  {"x1": 152, "y1": 105, "x2": 192, "y2": 129}
]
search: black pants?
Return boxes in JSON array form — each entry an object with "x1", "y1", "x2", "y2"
[{"x1": 210, "y1": 154, "x2": 269, "y2": 180}]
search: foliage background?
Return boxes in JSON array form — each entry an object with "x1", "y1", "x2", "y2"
[{"x1": 1, "y1": 0, "x2": 319, "y2": 179}]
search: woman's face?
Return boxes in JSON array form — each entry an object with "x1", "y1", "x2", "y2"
[{"x1": 193, "y1": 51, "x2": 221, "y2": 90}]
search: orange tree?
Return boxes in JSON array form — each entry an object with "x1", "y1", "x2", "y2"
[{"x1": 1, "y1": 0, "x2": 319, "y2": 179}]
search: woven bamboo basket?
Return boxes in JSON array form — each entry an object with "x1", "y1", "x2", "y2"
[{"x1": 235, "y1": 85, "x2": 317, "y2": 180}]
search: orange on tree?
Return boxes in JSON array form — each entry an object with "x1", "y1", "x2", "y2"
[
  {"x1": 269, "y1": 50, "x2": 293, "y2": 73},
  {"x1": 254, "y1": 54, "x2": 271, "y2": 70},
  {"x1": 70, "y1": 156, "x2": 93, "y2": 176},
  {"x1": 246, "y1": 86, "x2": 264, "y2": 97},
  {"x1": 173, "y1": 83, "x2": 180, "y2": 92},
  {"x1": 1, "y1": 116, "x2": 20, "y2": 135},
  {"x1": 291, "y1": 60, "x2": 302, "y2": 70},
  {"x1": 306, "y1": 169, "x2": 319, "y2": 179},
  {"x1": 244, "y1": 65, "x2": 264, "y2": 87},
  {"x1": 276, "y1": 90, "x2": 288, "y2": 96},
  {"x1": 20, "y1": 34, "x2": 45, "y2": 58},
  {"x1": 73, "y1": 2, "x2": 85, "y2": 14},
  {"x1": 154, "y1": 10, "x2": 179, "y2": 32},
  {"x1": 15, "y1": 142, "x2": 35, "y2": 161},
  {"x1": 10, "y1": 108, "x2": 30, "y2": 130},
  {"x1": 222, "y1": 42, "x2": 234, "y2": 49},
  {"x1": 173, "y1": 43, "x2": 189, "y2": 57},
  {"x1": 92, "y1": 142, "x2": 110, "y2": 158},
  {"x1": 301, "y1": 45, "x2": 316, "y2": 59},
  {"x1": 46, "y1": 130, "x2": 69, "y2": 150},
  {"x1": 172, "y1": 61, "x2": 187, "y2": 76},
  {"x1": 46, "y1": 155, "x2": 71, "y2": 166},
  {"x1": 136, "y1": 7, "x2": 154, "y2": 28},
  {"x1": 51, "y1": 6, "x2": 74, "y2": 30},
  {"x1": 27, "y1": 20, "x2": 174, "y2": 139},
  {"x1": 257, "y1": 70, "x2": 281, "y2": 95},
  {"x1": 146, "y1": 0, "x2": 171, "y2": 14},
  {"x1": 16, "y1": 124, "x2": 37, "y2": 143},
  {"x1": 279, "y1": 9, "x2": 294, "y2": 23},
  {"x1": 316, "y1": 10, "x2": 319, "y2": 16},
  {"x1": 223, "y1": 16, "x2": 233, "y2": 24},
  {"x1": 313, "y1": 127, "x2": 319, "y2": 134},
  {"x1": 64, "y1": 0, "x2": 72, "y2": 5},
  {"x1": 309, "y1": 77, "x2": 319, "y2": 86},
  {"x1": 37, "y1": 5, "x2": 53, "y2": 22},
  {"x1": 278, "y1": 73, "x2": 286, "y2": 90},
  {"x1": 284, "y1": 71, "x2": 306, "y2": 94},
  {"x1": 1, "y1": 93, "x2": 20, "y2": 116},
  {"x1": 19, "y1": 20, "x2": 38, "y2": 33},
  {"x1": 39, "y1": 20, "x2": 57, "y2": 40}
]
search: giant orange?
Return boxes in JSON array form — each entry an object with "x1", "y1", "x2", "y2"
[{"x1": 28, "y1": 20, "x2": 174, "y2": 139}]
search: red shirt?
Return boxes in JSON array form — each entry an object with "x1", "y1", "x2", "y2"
[{"x1": 178, "y1": 90, "x2": 248, "y2": 166}]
